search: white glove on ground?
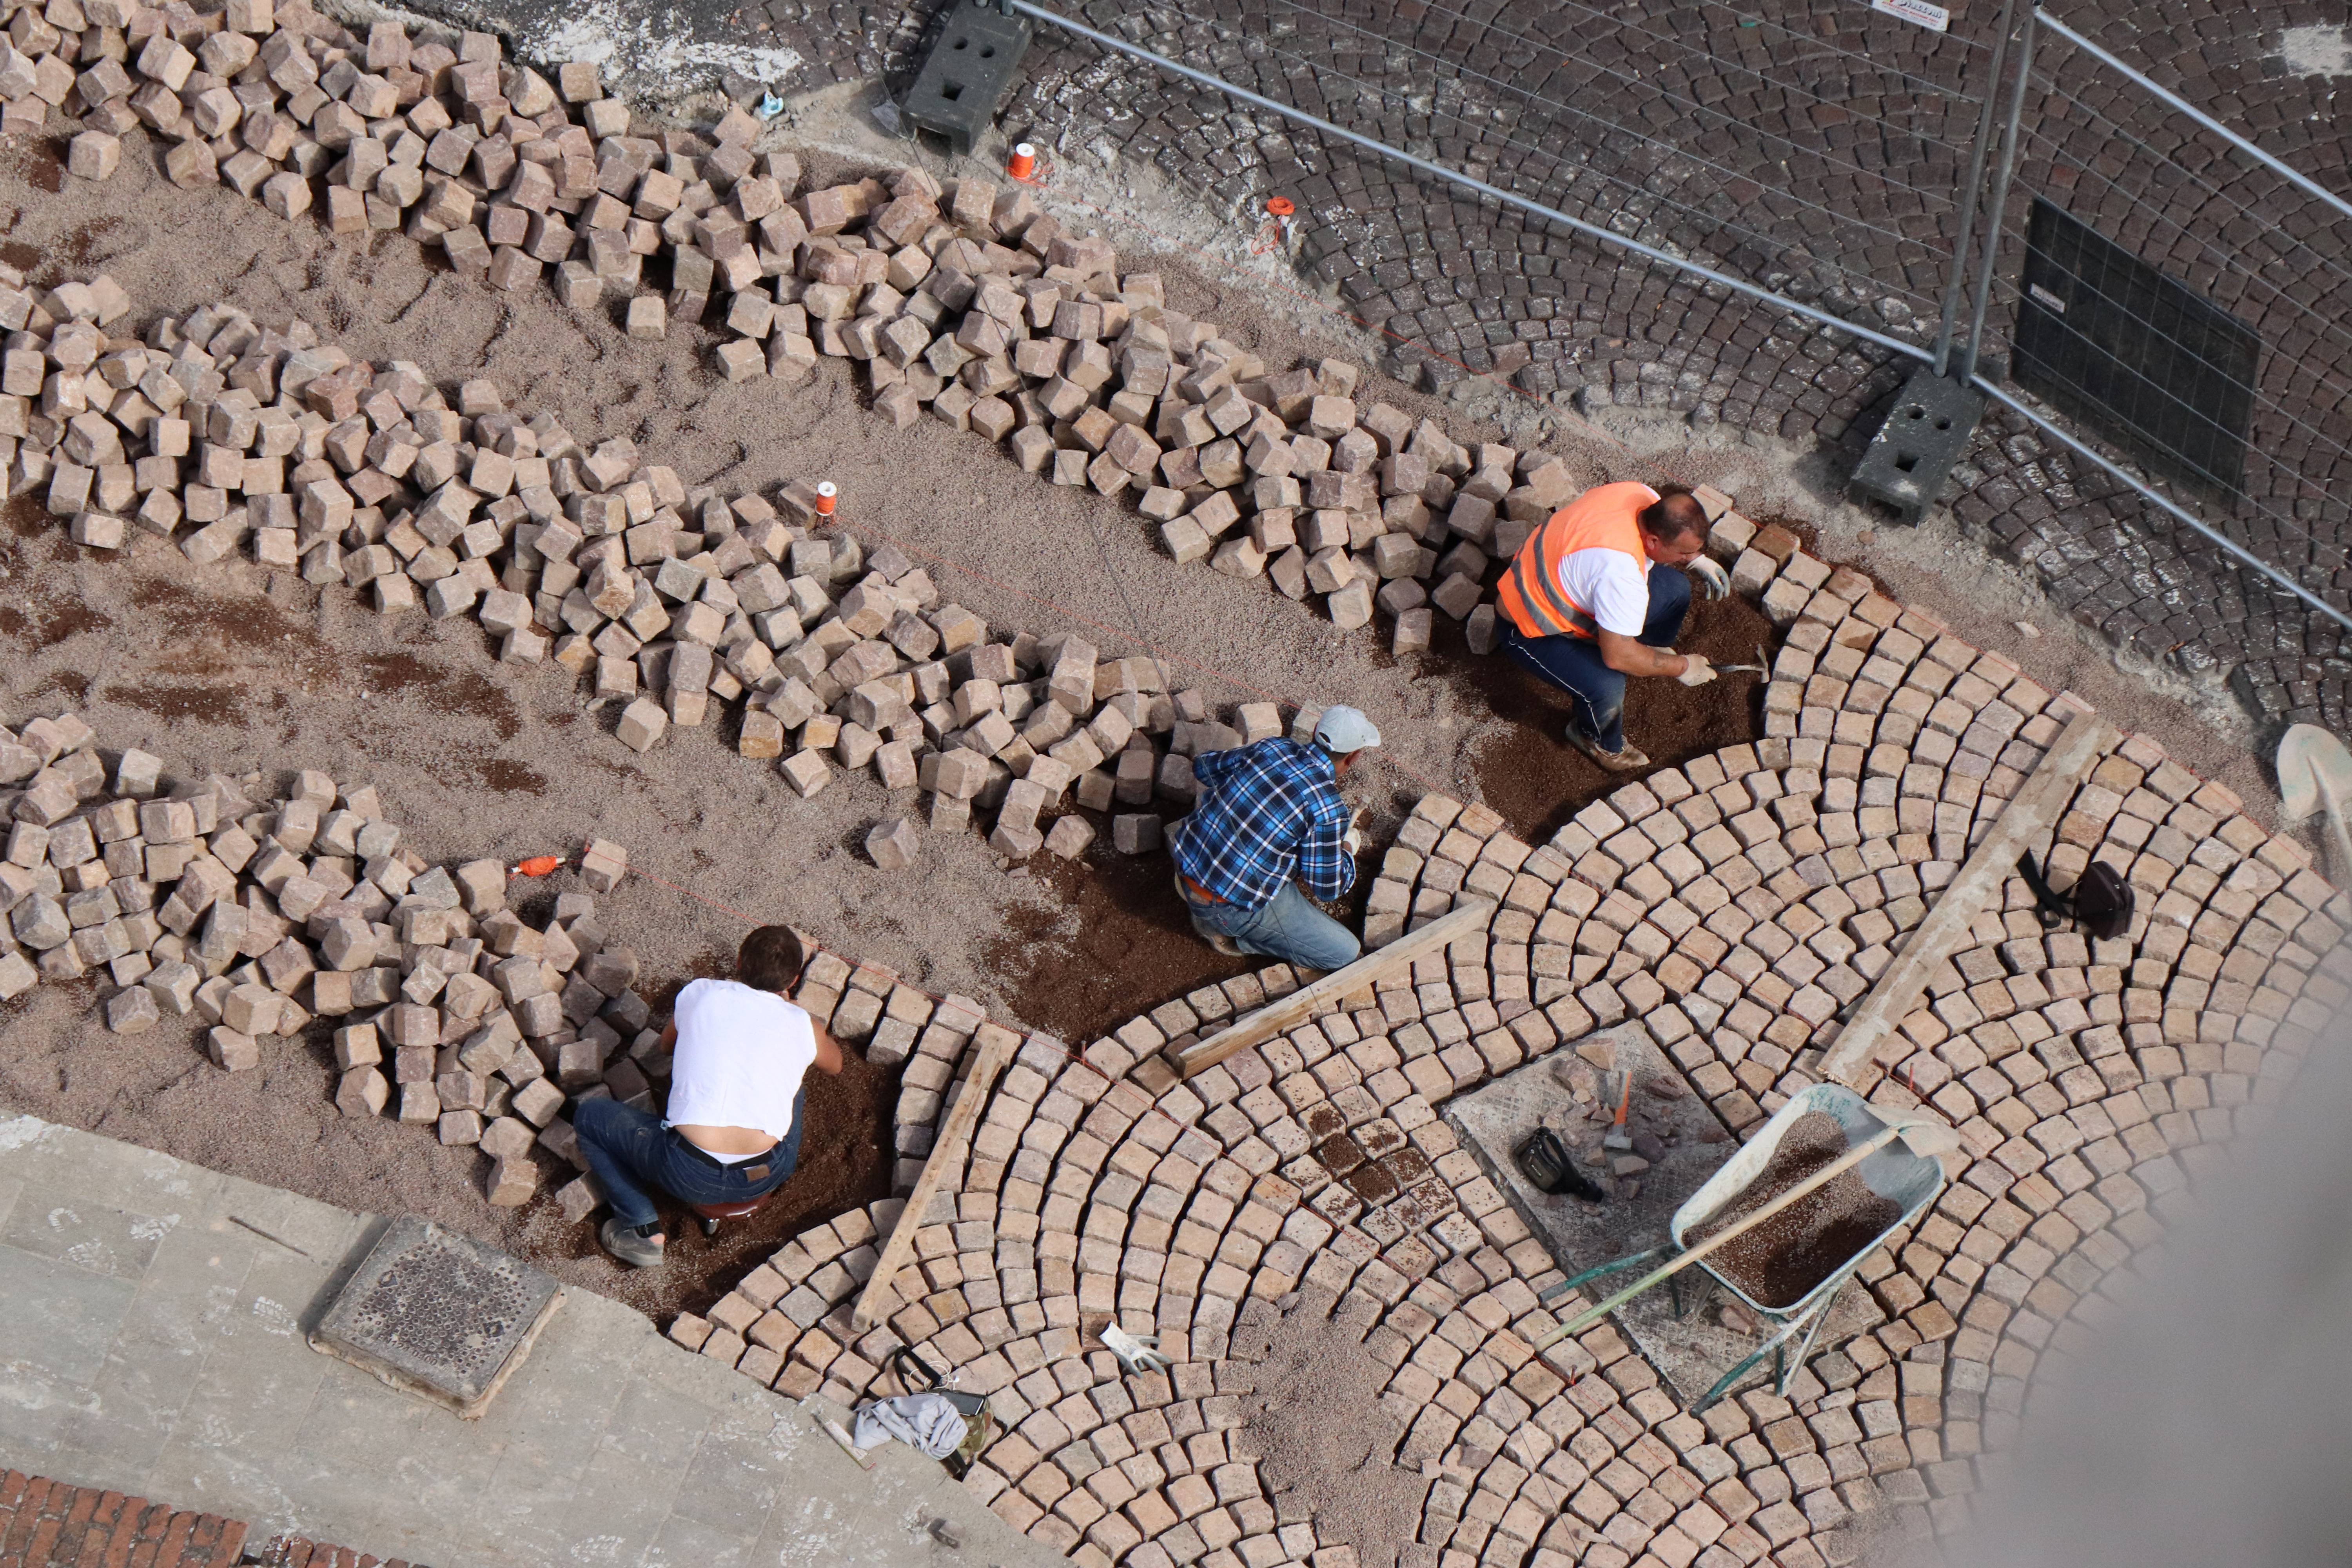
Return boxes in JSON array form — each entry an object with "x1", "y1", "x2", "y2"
[
  {"x1": 1690, "y1": 556, "x2": 1731, "y2": 600},
  {"x1": 1100, "y1": 1325, "x2": 1170, "y2": 1374},
  {"x1": 1677, "y1": 654, "x2": 1718, "y2": 687}
]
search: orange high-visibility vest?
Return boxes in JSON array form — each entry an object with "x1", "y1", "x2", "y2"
[{"x1": 1495, "y1": 481, "x2": 1659, "y2": 641}]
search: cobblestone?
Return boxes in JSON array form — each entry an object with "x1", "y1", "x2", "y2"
[{"x1": 685, "y1": 511, "x2": 2345, "y2": 1568}]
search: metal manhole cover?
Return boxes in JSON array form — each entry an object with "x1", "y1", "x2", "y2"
[{"x1": 312, "y1": 1215, "x2": 563, "y2": 1417}]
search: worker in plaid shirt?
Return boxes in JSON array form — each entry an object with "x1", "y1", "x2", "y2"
[{"x1": 1169, "y1": 706, "x2": 1381, "y2": 973}]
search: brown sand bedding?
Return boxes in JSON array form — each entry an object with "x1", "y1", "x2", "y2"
[
  {"x1": 1454, "y1": 590, "x2": 1779, "y2": 844},
  {"x1": 1236, "y1": 1301, "x2": 1433, "y2": 1568},
  {"x1": 1686, "y1": 1110, "x2": 1902, "y2": 1310}
]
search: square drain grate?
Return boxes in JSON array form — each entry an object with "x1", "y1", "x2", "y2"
[{"x1": 311, "y1": 1215, "x2": 563, "y2": 1418}]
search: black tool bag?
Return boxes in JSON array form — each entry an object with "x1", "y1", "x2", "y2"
[
  {"x1": 1516, "y1": 1126, "x2": 1605, "y2": 1201},
  {"x1": 2016, "y1": 851, "x2": 2134, "y2": 942},
  {"x1": 891, "y1": 1346, "x2": 997, "y2": 1477}
]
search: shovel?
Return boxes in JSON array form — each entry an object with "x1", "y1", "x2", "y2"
[
  {"x1": 1530, "y1": 1112, "x2": 1962, "y2": 1352},
  {"x1": 2276, "y1": 723, "x2": 2352, "y2": 886}
]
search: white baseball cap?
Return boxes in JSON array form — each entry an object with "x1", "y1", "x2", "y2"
[{"x1": 1313, "y1": 705, "x2": 1381, "y2": 754}]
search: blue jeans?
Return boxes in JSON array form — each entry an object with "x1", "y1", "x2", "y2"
[
  {"x1": 573, "y1": 1088, "x2": 806, "y2": 1232},
  {"x1": 1180, "y1": 877, "x2": 1361, "y2": 973},
  {"x1": 1503, "y1": 565, "x2": 1691, "y2": 752}
]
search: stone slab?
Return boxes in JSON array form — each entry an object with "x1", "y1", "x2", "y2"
[{"x1": 0, "y1": 1111, "x2": 1071, "y2": 1568}]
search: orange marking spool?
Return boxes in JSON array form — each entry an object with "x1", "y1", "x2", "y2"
[
  {"x1": 510, "y1": 855, "x2": 566, "y2": 877},
  {"x1": 815, "y1": 481, "x2": 837, "y2": 517},
  {"x1": 1266, "y1": 196, "x2": 1295, "y2": 217},
  {"x1": 1008, "y1": 142, "x2": 1036, "y2": 180}
]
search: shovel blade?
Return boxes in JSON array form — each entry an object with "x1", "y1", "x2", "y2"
[
  {"x1": 2277, "y1": 723, "x2": 2352, "y2": 827},
  {"x1": 1887, "y1": 1118, "x2": 1964, "y2": 1159}
]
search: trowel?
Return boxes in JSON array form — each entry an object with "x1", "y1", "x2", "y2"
[
  {"x1": 2277, "y1": 723, "x2": 2352, "y2": 884},
  {"x1": 1709, "y1": 642, "x2": 1773, "y2": 676}
]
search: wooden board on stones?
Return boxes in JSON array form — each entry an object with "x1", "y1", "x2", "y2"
[
  {"x1": 1448, "y1": 1024, "x2": 1881, "y2": 1407},
  {"x1": 1820, "y1": 707, "x2": 2119, "y2": 1087},
  {"x1": 1172, "y1": 900, "x2": 1494, "y2": 1078},
  {"x1": 853, "y1": 1023, "x2": 1016, "y2": 1330}
]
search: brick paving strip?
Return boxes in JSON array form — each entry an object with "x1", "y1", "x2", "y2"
[
  {"x1": 0, "y1": 1469, "x2": 250, "y2": 1567},
  {"x1": 0, "y1": 1467, "x2": 434, "y2": 1568}
]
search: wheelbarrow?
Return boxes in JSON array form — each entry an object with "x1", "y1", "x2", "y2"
[{"x1": 1534, "y1": 1084, "x2": 1948, "y2": 1411}]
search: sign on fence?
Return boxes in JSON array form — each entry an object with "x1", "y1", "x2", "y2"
[
  {"x1": 2012, "y1": 198, "x2": 2259, "y2": 499},
  {"x1": 1869, "y1": 0, "x2": 1950, "y2": 31}
]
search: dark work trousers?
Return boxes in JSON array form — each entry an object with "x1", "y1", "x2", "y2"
[
  {"x1": 1502, "y1": 565, "x2": 1691, "y2": 752},
  {"x1": 573, "y1": 1087, "x2": 807, "y2": 1231}
]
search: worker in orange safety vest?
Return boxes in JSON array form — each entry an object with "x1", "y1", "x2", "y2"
[{"x1": 1493, "y1": 481, "x2": 1730, "y2": 772}]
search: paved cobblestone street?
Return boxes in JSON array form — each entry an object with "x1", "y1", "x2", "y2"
[{"x1": 508, "y1": 0, "x2": 2352, "y2": 731}]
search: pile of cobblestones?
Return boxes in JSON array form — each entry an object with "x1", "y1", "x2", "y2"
[
  {"x1": 671, "y1": 493, "x2": 2344, "y2": 1568},
  {"x1": 0, "y1": 706, "x2": 660, "y2": 1212},
  {"x1": 0, "y1": 686, "x2": 1059, "y2": 1229},
  {"x1": 694, "y1": 159, "x2": 1599, "y2": 662},
  {"x1": 15, "y1": 267, "x2": 1421, "y2": 869}
]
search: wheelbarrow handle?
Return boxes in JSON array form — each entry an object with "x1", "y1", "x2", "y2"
[
  {"x1": 1529, "y1": 1125, "x2": 1903, "y2": 1353},
  {"x1": 1537, "y1": 1245, "x2": 1672, "y2": 1302}
]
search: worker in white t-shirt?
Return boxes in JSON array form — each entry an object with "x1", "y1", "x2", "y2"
[
  {"x1": 576, "y1": 924, "x2": 846, "y2": 1269},
  {"x1": 1492, "y1": 482, "x2": 1729, "y2": 772}
]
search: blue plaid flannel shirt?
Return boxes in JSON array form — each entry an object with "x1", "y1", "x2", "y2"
[{"x1": 1171, "y1": 739, "x2": 1356, "y2": 913}]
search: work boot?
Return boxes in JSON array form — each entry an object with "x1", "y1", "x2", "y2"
[
  {"x1": 1205, "y1": 933, "x2": 1243, "y2": 956},
  {"x1": 1567, "y1": 729, "x2": 1648, "y2": 773},
  {"x1": 599, "y1": 1216, "x2": 667, "y2": 1269}
]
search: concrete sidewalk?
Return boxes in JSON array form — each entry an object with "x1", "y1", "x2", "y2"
[{"x1": 0, "y1": 1112, "x2": 1064, "y2": 1568}]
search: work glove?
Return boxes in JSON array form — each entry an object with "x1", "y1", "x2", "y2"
[
  {"x1": 1689, "y1": 555, "x2": 1730, "y2": 600},
  {"x1": 1342, "y1": 807, "x2": 1364, "y2": 857},
  {"x1": 1677, "y1": 653, "x2": 1717, "y2": 687},
  {"x1": 1100, "y1": 1324, "x2": 1170, "y2": 1375}
]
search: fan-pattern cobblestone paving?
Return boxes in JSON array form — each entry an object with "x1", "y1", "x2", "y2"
[{"x1": 677, "y1": 511, "x2": 2349, "y2": 1568}]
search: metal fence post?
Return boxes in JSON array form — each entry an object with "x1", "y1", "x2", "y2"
[
  {"x1": 1933, "y1": 0, "x2": 2020, "y2": 377},
  {"x1": 1960, "y1": 7, "x2": 2037, "y2": 385}
]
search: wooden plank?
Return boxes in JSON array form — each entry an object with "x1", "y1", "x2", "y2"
[
  {"x1": 1820, "y1": 708, "x2": 2118, "y2": 1087},
  {"x1": 1173, "y1": 900, "x2": 1495, "y2": 1078},
  {"x1": 851, "y1": 1022, "x2": 1018, "y2": 1329}
]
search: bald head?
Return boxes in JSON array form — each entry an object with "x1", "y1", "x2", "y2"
[{"x1": 1637, "y1": 491, "x2": 1710, "y2": 546}]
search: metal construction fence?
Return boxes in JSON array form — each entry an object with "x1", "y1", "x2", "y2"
[
  {"x1": 993, "y1": 0, "x2": 2352, "y2": 722},
  {"x1": 1969, "y1": 10, "x2": 2352, "y2": 720}
]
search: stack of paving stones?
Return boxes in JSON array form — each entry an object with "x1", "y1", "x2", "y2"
[
  {"x1": 18, "y1": 0, "x2": 771, "y2": 336},
  {"x1": 19, "y1": 269, "x2": 1530, "y2": 870},
  {"x1": 690, "y1": 160, "x2": 1581, "y2": 664},
  {"x1": 673, "y1": 503, "x2": 2347, "y2": 1568},
  {"x1": 0, "y1": 702, "x2": 1067, "y2": 1234},
  {"x1": 0, "y1": 715, "x2": 657, "y2": 1214}
]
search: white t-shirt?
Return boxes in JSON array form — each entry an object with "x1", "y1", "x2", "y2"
[
  {"x1": 1557, "y1": 545, "x2": 1652, "y2": 637},
  {"x1": 665, "y1": 978, "x2": 817, "y2": 1154}
]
